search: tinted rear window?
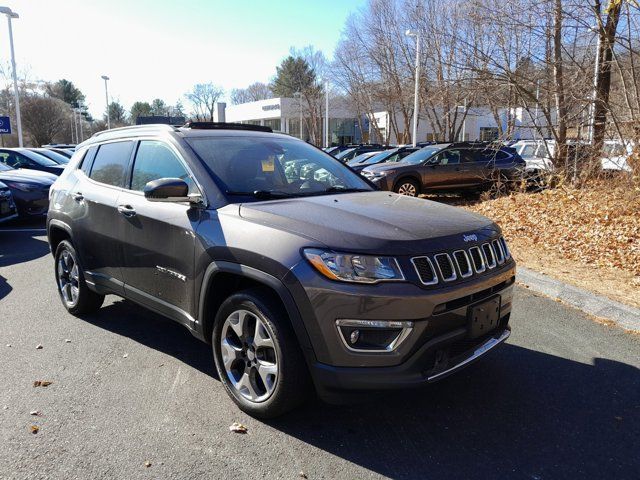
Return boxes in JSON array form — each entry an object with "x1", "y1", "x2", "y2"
[{"x1": 89, "y1": 141, "x2": 134, "y2": 187}]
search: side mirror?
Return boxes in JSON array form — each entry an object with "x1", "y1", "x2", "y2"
[{"x1": 143, "y1": 178, "x2": 200, "y2": 203}]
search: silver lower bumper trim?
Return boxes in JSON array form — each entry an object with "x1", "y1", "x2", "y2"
[{"x1": 427, "y1": 328, "x2": 511, "y2": 382}]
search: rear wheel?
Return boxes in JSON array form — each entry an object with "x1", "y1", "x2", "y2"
[
  {"x1": 212, "y1": 288, "x2": 310, "y2": 418},
  {"x1": 394, "y1": 178, "x2": 420, "y2": 197},
  {"x1": 54, "y1": 240, "x2": 104, "y2": 315}
]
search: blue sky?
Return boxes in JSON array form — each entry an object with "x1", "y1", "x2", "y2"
[{"x1": 1, "y1": 0, "x2": 366, "y2": 117}]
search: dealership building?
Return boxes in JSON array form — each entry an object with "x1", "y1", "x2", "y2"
[{"x1": 214, "y1": 98, "x2": 364, "y2": 145}]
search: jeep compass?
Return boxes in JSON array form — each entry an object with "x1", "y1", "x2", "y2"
[{"x1": 47, "y1": 122, "x2": 515, "y2": 418}]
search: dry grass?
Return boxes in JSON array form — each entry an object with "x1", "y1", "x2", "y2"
[{"x1": 458, "y1": 179, "x2": 640, "y2": 307}]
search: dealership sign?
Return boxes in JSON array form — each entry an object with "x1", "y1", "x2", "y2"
[
  {"x1": 262, "y1": 104, "x2": 280, "y2": 111},
  {"x1": 0, "y1": 116, "x2": 11, "y2": 134}
]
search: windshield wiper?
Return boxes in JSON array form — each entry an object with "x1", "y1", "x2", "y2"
[{"x1": 225, "y1": 190, "x2": 295, "y2": 199}]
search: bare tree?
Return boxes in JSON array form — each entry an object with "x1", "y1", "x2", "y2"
[
  {"x1": 21, "y1": 94, "x2": 69, "y2": 146},
  {"x1": 230, "y1": 82, "x2": 272, "y2": 104},
  {"x1": 185, "y1": 83, "x2": 224, "y2": 121}
]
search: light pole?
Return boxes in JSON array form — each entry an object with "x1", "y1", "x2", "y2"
[
  {"x1": 294, "y1": 91, "x2": 302, "y2": 140},
  {"x1": 0, "y1": 7, "x2": 23, "y2": 147},
  {"x1": 324, "y1": 81, "x2": 329, "y2": 148},
  {"x1": 101, "y1": 75, "x2": 111, "y2": 129},
  {"x1": 460, "y1": 98, "x2": 468, "y2": 142},
  {"x1": 406, "y1": 29, "x2": 420, "y2": 147}
]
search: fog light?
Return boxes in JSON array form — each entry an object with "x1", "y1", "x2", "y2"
[{"x1": 336, "y1": 319, "x2": 415, "y2": 352}]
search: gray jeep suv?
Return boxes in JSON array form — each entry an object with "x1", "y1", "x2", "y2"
[{"x1": 47, "y1": 123, "x2": 515, "y2": 418}]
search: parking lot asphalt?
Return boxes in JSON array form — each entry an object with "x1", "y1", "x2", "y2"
[{"x1": 1, "y1": 219, "x2": 639, "y2": 480}]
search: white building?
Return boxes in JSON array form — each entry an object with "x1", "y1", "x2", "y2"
[
  {"x1": 215, "y1": 98, "x2": 362, "y2": 145},
  {"x1": 372, "y1": 107, "x2": 554, "y2": 145}
]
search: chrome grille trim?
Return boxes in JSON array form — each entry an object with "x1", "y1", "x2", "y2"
[
  {"x1": 492, "y1": 239, "x2": 505, "y2": 264},
  {"x1": 434, "y1": 253, "x2": 457, "y2": 282},
  {"x1": 500, "y1": 236, "x2": 511, "y2": 259},
  {"x1": 468, "y1": 246, "x2": 486, "y2": 273},
  {"x1": 453, "y1": 250, "x2": 473, "y2": 278},
  {"x1": 482, "y1": 243, "x2": 497, "y2": 269},
  {"x1": 411, "y1": 256, "x2": 439, "y2": 286}
]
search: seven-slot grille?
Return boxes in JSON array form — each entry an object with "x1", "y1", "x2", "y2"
[{"x1": 412, "y1": 236, "x2": 510, "y2": 286}]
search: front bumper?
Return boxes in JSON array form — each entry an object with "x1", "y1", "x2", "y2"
[
  {"x1": 310, "y1": 325, "x2": 510, "y2": 399},
  {"x1": 285, "y1": 259, "x2": 516, "y2": 397}
]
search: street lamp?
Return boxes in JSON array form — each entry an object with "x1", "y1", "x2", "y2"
[
  {"x1": 293, "y1": 91, "x2": 302, "y2": 140},
  {"x1": 0, "y1": 6, "x2": 23, "y2": 147},
  {"x1": 101, "y1": 75, "x2": 110, "y2": 129},
  {"x1": 406, "y1": 29, "x2": 420, "y2": 147}
]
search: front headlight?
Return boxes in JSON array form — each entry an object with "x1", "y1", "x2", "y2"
[
  {"x1": 303, "y1": 248, "x2": 404, "y2": 283},
  {"x1": 363, "y1": 170, "x2": 395, "y2": 180}
]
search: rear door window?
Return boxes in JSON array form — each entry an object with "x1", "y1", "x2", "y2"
[{"x1": 89, "y1": 141, "x2": 134, "y2": 188}]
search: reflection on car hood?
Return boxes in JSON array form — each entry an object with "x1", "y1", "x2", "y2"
[
  {"x1": 362, "y1": 161, "x2": 412, "y2": 173},
  {"x1": 0, "y1": 168, "x2": 57, "y2": 184},
  {"x1": 239, "y1": 191, "x2": 497, "y2": 255}
]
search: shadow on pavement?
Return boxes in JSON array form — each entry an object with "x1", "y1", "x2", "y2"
[
  {"x1": 79, "y1": 299, "x2": 216, "y2": 378},
  {"x1": 270, "y1": 344, "x2": 640, "y2": 479},
  {"x1": 0, "y1": 217, "x2": 49, "y2": 269},
  {"x1": 78, "y1": 297, "x2": 639, "y2": 479}
]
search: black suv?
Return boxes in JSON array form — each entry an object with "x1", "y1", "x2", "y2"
[
  {"x1": 47, "y1": 123, "x2": 515, "y2": 418},
  {"x1": 362, "y1": 143, "x2": 525, "y2": 196}
]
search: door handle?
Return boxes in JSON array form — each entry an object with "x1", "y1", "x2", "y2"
[
  {"x1": 117, "y1": 204, "x2": 136, "y2": 217},
  {"x1": 72, "y1": 192, "x2": 84, "y2": 201}
]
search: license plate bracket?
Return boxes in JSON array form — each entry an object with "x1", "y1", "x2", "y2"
[{"x1": 468, "y1": 296, "x2": 501, "y2": 339}]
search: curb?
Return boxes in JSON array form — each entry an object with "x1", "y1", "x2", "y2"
[{"x1": 517, "y1": 266, "x2": 640, "y2": 333}]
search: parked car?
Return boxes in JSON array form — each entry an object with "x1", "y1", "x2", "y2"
[
  {"x1": 335, "y1": 144, "x2": 389, "y2": 162},
  {"x1": 511, "y1": 140, "x2": 555, "y2": 186},
  {"x1": 0, "y1": 180, "x2": 18, "y2": 223},
  {"x1": 47, "y1": 148, "x2": 73, "y2": 159},
  {"x1": 344, "y1": 150, "x2": 383, "y2": 168},
  {"x1": 347, "y1": 147, "x2": 420, "y2": 173},
  {"x1": 48, "y1": 122, "x2": 515, "y2": 418},
  {"x1": 42, "y1": 143, "x2": 76, "y2": 151},
  {"x1": 362, "y1": 142, "x2": 525, "y2": 196},
  {"x1": 0, "y1": 148, "x2": 65, "y2": 176},
  {"x1": 601, "y1": 140, "x2": 633, "y2": 173},
  {"x1": 28, "y1": 147, "x2": 70, "y2": 164},
  {"x1": 0, "y1": 163, "x2": 56, "y2": 216}
]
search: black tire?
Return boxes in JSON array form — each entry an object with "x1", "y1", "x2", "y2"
[
  {"x1": 212, "y1": 288, "x2": 310, "y2": 418},
  {"x1": 54, "y1": 240, "x2": 104, "y2": 315},
  {"x1": 394, "y1": 178, "x2": 420, "y2": 197}
]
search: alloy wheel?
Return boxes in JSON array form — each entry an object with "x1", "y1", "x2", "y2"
[
  {"x1": 397, "y1": 182, "x2": 417, "y2": 196},
  {"x1": 220, "y1": 309, "x2": 279, "y2": 402},
  {"x1": 57, "y1": 249, "x2": 79, "y2": 306}
]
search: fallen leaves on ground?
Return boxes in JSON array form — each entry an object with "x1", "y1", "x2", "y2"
[
  {"x1": 229, "y1": 422, "x2": 248, "y2": 434},
  {"x1": 33, "y1": 381, "x2": 52, "y2": 388},
  {"x1": 35, "y1": 344, "x2": 43, "y2": 350},
  {"x1": 29, "y1": 410, "x2": 41, "y2": 416},
  {"x1": 144, "y1": 461, "x2": 152, "y2": 468},
  {"x1": 462, "y1": 181, "x2": 640, "y2": 276},
  {"x1": 30, "y1": 426, "x2": 39, "y2": 434}
]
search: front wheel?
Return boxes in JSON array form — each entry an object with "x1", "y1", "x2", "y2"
[
  {"x1": 212, "y1": 289, "x2": 310, "y2": 418},
  {"x1": 394, "y1": 178, "x2": 420, "y2": 197},
  {"x1": 54, "y1": 240, "x2": 104, "y2": 315}
]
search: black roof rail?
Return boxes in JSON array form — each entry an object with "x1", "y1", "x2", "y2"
[{"x1": 182, "y1": 122, "x2": 273, "y2": 133}]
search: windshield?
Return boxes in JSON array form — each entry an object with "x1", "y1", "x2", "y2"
[
  {"x1": 35, "y1": 149, "x2": 69, "y2": 164},
  {"x1": 348, "y1": 151, "x2": 381, "y2": 165},
  {"x1": 0, "y1": 163, "x2": 13, "y2": 171},
  {"x1": 335, "y1": 148, "x2": 356, "y2": 160},
  {"x1": 603, "y1": 143, "x2": 626, "y2": 156},
  {"x1": 354, "y1": 150, "x2": 394, "y2": 166},
  {"x1": 186, "y1": 136, "x2": 373, "y2": 200},
  {"x1": 19, "y1": 149, "x2": 59, "y2": 166},
  {"x1": 519, "y1": 144, "x2": 537, "y2": 158},
  {"x1": 400, "y1": 146, "x2": 444, "y2": 165}
]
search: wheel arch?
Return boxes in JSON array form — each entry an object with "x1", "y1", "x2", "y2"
[
  {"x1": 393, "y1": 174, "x2": 421, "y2": 194},
  {"x1": 47, "y1": 219, "x2": 73, "y2": 254},
  {"x1": 197, "y1": 261, "x2": 313, "y2": 353}
]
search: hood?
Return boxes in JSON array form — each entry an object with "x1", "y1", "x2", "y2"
[
  {"x1": 239, "y1": 191, "x2": 497, "y2": 255},
  {"x1": 0, "y1": 169, "x2": 57, "y2": 184},
  {"x1": 362, "y1": 161, "x2": 413, "y2": 174}
]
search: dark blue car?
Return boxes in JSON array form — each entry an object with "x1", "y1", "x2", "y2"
[{"x1": 0, "y1": 148, "x2": 66, "y2": 176}]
